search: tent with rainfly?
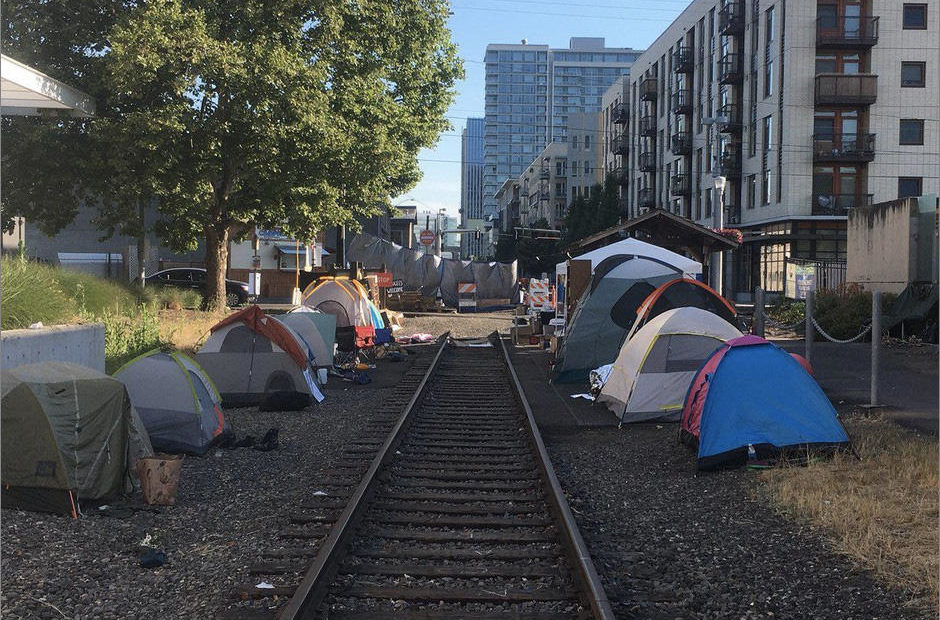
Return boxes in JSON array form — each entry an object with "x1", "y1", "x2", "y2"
[
  {"x1": 280, "y1": 311, "x2": 337, "y2": 369},
  {"x1": 625, "y1": 277, "x2": 737, "y2": 342},
  {"x1": 598, "y1": 307, "x2": 742, "y2": 424},
  {"x1": 680, "y1": 335, "x2": 851, "y2": 470},
  {"x1": 553, "y1": 245, "x2": 702, "y2": 383},
  {"x1": 2, "y1": 362, "x2": 153, "y2": 516},
  {"x1": 301, "y1": 277, "x2": 384, "y2": 329},
  {"x1": 195, "y1": 306, "x2": 322, "y2": 408},
  {"x1": 114, "y1": 349, "x2": 230, "y2": 455}
]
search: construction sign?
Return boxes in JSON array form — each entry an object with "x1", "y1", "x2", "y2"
[
  {"x1": 528, "y1": 278, "x2": 552, "y2": 310},
  {"x1": 457, "y1": 282, "x2": 477, "y2": 312}
]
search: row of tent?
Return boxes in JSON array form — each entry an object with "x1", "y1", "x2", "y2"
[
  {"x1": 553, "y1": 238, "x2": 848, "y2": 469},
  {"x1": 1, "y1": 303, "x2": 346, "y2": 515}
]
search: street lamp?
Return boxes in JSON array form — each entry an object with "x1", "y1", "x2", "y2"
[{"x1": 712, "y1": 174, "x2": 727, "y2": 296}]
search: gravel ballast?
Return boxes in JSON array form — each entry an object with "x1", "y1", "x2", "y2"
[
  {"x1": 1, "y1": 384, "x2": 393, "y2": 619},
  {"x1": 545, "y1": 423, "x2": 929, "y2": 619}
]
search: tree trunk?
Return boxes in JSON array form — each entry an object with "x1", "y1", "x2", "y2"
[{"x1": 204, "y1": 225, "x2": 230, "y2": 311}]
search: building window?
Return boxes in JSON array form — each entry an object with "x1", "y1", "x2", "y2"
[
  {"x1": 762, "y1": 169, "x2": 772, "y2": 205},
  {"x1": 899, "y1": 119, "x2": 925, "y2": 145},
  {"x1": 705, "y1": 189, "x2": 712, "y2": 218},
  {"x1": 765, "y1": 6, "x2": 775, "y2": 42},
  {"x1": 901, "y1": 62, "x2": 926, "y2": 87},
  {"x1": 764, "y1": 59, "x2": 774, "y2": 98},
  {"x1": 747, "y1": 175, "x2": 757, "y2": 209},
  {"x1": 903, "y1": 4, "x2": 928, "y2": 29},
  {"x1": 762, "y1": 115, "x2": 773, "y2": 151},
  {"x1": 584, "y1": 135, "x2": 591, "y2": 149},
  {"x1": 898, "y1": 177, "x2": 923, "y2": 198},
  {"x1": 555, "y1": 182, "x2": 564, "y2": 197},
  {"x1": 556, "y1": 161, "x2": 564, "y2": 176}
]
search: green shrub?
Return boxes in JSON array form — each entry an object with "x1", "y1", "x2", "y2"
[
  {"x1": 101, "y1": 307, "x2": 164, "y2": 373},
  {"x1": 142, "y1": 286, "x2": 203, "y2": 310},
  {"x1": 812, "y1": 285, "x2": 895, "y2": 341},
  {"x1": 767, "y1": 296, "x2": 806, "y2": 330},
  {"x1": 0, "y1": 256, "x2": 73, "y2": 329}
]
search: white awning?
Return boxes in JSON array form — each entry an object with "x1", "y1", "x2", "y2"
[{"x1": 1, "y1": 54, "x2": 95, "y2": 116}]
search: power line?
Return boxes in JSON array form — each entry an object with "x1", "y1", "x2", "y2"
[{"x1": 451, "y1": 4, "x2": 679, "y2": 22}]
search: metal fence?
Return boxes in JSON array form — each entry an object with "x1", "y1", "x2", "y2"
[{"x1": 784, "y1": 257, "x2": 846, "y2": 297}]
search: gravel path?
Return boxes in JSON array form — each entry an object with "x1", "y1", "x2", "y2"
[
  {"x1": 1, "y1": 385, "x2": 392, "y2": 619},
  {"x1": 545, "y1": 423, "x2": 929, "y2": 620},
  {"x1": 397, "y1": 311, "x2": 513, "y2": 340}
]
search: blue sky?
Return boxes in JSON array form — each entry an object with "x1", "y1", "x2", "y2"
[{"x1": 393, "y1": 0, "x2": 691, "y2": 217}]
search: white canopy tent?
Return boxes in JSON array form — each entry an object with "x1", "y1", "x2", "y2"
[
  {"x1": 556, "y1": 238, "x2": 701, "y2": 277},
  {"x1": 1, "y1": 54, "x2": 95, "y2": 116}
]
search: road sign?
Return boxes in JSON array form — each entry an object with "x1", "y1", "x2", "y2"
[
  {"x1": 419, "y1": 229, "x2": 435, "y2": 245},
  {"x1": 375, "y1": 272, "x2": 393, "y2": 288}
]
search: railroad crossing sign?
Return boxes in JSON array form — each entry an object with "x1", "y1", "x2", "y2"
[{"x1": 419, "y1": 229, "x2": 435, "y2": 245}]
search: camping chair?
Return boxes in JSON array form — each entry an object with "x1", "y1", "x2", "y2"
[{"x1": 334, "y1": 325, "x2": 376, "y2": 367}]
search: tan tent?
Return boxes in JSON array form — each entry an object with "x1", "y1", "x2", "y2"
[
  {"x1": 1, "y1": 362, "x2": 153, "y2": 516},
  {"x1": 598, "y1": 307, "x2": 742, "y2": 424}
]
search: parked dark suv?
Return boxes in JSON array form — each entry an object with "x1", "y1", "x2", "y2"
[{"x1": 144, "y1": 268, "x2": 253, "y2": 306}]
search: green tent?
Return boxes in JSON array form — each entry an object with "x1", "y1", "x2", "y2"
[{"x1": 1, "y1": 362, "x2": 153, "y2": 516}]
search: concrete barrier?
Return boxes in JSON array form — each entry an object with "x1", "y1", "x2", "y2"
[{"x1": 1, "y1": 323, "x2": 106, "y2": 373}]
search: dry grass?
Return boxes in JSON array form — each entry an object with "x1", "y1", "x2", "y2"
[
  {"x1": 156, "y1": 308, "x2": 230, "y2": 354},
  {"x1": 757, "y1": 413, "x2": 938, "y2": 614}
]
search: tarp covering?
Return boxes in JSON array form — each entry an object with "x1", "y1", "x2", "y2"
[
  {"x1": 680, "y1": 335, "x2": 850, "y2": 469},
  {"x1": 598, "y1": 308, "x2": 741, "y2": 423},
  {"x1": 114, "y1": 350, "x2": 229, "y2": 456},
  {"x1": 2, "y1": 362, "x2": 153, "y2": 514},
  {"x1": 347, "y1": 232, "x2": 518, "y2": 306}
]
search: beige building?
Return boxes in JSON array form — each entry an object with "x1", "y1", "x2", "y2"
[
  {"x1": 846, "y1": 195, "x2": 939, "y2": 293},
  {"x1": 607, "y1": 0, "x2": 939, "y2": 299},
  {"x1": 566, "y1": 112, "x2": 605, "y2": 204}
]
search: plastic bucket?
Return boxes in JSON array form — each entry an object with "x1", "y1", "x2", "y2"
[{"x1": 137, "y1": 453, "x2": 184, "y2": 506}]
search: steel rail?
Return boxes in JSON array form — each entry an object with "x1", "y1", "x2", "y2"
[
  {"x1": 278, "y1": 334, "x2": 450, "y2": 620},
  {"x1": 496, "y1": 335, "x2": 617, "y2": 620}
]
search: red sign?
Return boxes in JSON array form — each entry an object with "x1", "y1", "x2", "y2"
[
  {"x1": 375, "y1": 272, "x2": 393, "y2": 288},
  {"x1": 419, "y1": 229, "x2": 435, "y2": 245}
]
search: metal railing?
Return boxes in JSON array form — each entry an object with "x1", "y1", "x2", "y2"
[
  {"x1": 718, "y1": 53, "x2": 743, "y2": 84},
  {"x1": 671, "y1": 132, "x2": 692, "y2": 155},
  {"x1": 812, "y1": 193, "x2": 873, "y2": 214},
  {"x1": 815, "y1": 74, "x2": 878, "y2": 105},
  {"x1": 672, "y1": 89, "x2": 693, "y2": 114},
  {"x1": 638, "y1": 151, "x2": 657, "y2": 172},
  {"x1": 640, "y1": 77, "x2": 658, "y2": 101},
  {"x1": 812, "y1": 133, "x2": 876, "y2": 162},
  {"x1": 718, "y1": 1, "x2": 745, "y2": 34},
  {"x1": 673, "y1": 47, "x2": 694, "y2": 73},
  {"x1": 816, "y1": 15, "x2": 879, "y2": 47}
]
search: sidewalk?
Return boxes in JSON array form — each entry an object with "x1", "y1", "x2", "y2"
[{"x1": 774, "y1": 340, "x2": 939, "y2": 436}]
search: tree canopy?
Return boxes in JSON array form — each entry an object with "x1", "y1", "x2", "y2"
[{"x1": 2, "y1": 0, "x2": 463, "y2": 308}]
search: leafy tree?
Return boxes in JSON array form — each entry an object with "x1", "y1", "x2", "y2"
[
  {"x1": 561, "y1": 174, "x2": 622, "y2": 248},
  {"x1": 514, "y1": 218, "x2": 561, "y2": 277},
  {"x1": 2, "y1": 0, "x2": 462, "y2": 309}
]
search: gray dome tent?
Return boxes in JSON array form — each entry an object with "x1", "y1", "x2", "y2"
[
  {"x1": 114, "y1": 350, "x2": 229, "y2": 455},
  {"x1": 553, "y1": 253, "x2": 689, "y2": 383},
  {"x1": 1, "y1": 362, "x2": 153, "y2": 516}
]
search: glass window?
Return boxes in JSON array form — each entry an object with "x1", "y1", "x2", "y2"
[
  {"x1": 901, "y1": 62, "x2": 926, "y2": 87},
  {"x1": 817, "y1": 4, "x2": 837, "y2": 29},
  {"x1": 762, "y1": 169, "x2": 772, "y2": 204},
  {"x1": 747, "y1": 175, "x2": 757, "y2": 209},
  {"x1": 899, "y1": 177, "x2": 923, "y2": 198},
  {"x1": 765, "y1": 59, "x2": 774, "y2": 97},
  {"x1": 763, "y1": 115, "x2": 773, "y2": 151},
  {"x1": 766, "y1": 7, "x2": 775, "y2": 42},
  {"x1": 903, "y1": 4, "x2": 928, "y2": 29},
  {"x1": 900, "y1": 119, "x2": 925, "y2": 145}
]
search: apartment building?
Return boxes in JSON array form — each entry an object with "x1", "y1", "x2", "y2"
[
  {"x1": 482, "y1": 38, "x2": 642, "y2": 216},
  {"x1": 518, "y1": 142, "x2": 568, "y2": 229},
  {"x1": 613, "y1": 0, "x2": 938, "y2": 299},
  {"x1": 460, "y1": 117, "x2": 486, "y2": 258},
  {"x1": 566, "y1": 112, "x2": 606, "y2": 205}
]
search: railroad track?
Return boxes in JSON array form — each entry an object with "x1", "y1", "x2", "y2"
[{"x1": 271, "y1": 335, "x2": 613, "y2": 620}]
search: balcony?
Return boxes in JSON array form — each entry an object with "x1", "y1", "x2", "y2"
[
  {"x1": 520, "y1": 188, "x2": 529, "y2": 197},
  {"x1": 717, "y1": 104, "x2": 742, "y2": 133},
  {"x1": 815, "y1": 74, "x2": 877, "y2": 105},
  {"x1": 612, "y1": 103, "x2": 629, "y2": 124},
  {"x1": 718, "y1": 53, "x2": 743, "y2": 84},
  {"x1": 612, "y1": 133, "x2": 629, "y2": 155},
  {"x1": 638, "y1": 152, "x2": 657, "y2": 172},
  {"x1": 639, "y1": 115, "x2": 657, "y2": 137},
  {"x1": 671, "y1": 173, "x2": 691, "y2": 196},
  {"x1": 812, "y1": 133, "x2": 876, "y2": 162},
  {"x1": 812, "y1": 193, "x2": 873, "y2": 215},
  {"x1": 638, "y1": 188, "x2": 656, "y2": 210},
  {"x1": 718, "y1": 1, "x2": 745, "y2": 35},
  {"x1": 672, "y1": 89, "x2": 693, "y2": 115},
  {"x1": 673, "y1": 47, "x2": 694, "y2": 74},
  {"x1": 724, "y1": 204, "x2": 741, "y2": 225},
  {"x1": 671, "y1": 132, "x2": 692, "y2": 155},
  {"x1": 539, "y1": 168, "x2": 551, "y2": 179},
  {"x1": 614, "y1": 166, "x2": 629, "y2": 186},
  {"x1": 817, "y1": 15, "x2": 879, "y2": 48},
  {"x1": 640, "y1": 77, "x2": 658, "y2": 101},
  {"x1": 719, "y1": 149, "x2": 742, "y2": 177}
]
